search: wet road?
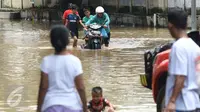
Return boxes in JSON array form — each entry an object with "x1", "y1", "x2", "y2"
[{"x1": 0, "y1": 20, "x2": 173, "y2": 112}]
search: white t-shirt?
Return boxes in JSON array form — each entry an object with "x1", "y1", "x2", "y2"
[
  {"x1": 165, "y1": 37, "x2": 200, "y2": 111},
  {"x1": 40, "y1": 54, "x2": 83, "y2": 112}
]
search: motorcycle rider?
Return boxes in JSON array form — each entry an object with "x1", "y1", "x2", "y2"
[{"x1": 85, "y1": 6, "x2": 111, "y2": 47}]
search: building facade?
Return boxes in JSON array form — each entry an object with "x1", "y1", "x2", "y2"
[
  {"x1": 0, "y1": 0, "x2": 55, "y2": 9},
  {"x1": 1, "y1": 0, "x2": 200, "y2": 11},
  {"x1": 88, "y1": 0, "x2": 200, "y2": 11}
]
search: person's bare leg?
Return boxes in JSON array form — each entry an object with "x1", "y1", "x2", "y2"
[
  {"x1": 73, "y1": 36, "x2": 78, "y2": 47},
  {"x1": 108, "y1": 108, "x2": 114, "y2": 112}
]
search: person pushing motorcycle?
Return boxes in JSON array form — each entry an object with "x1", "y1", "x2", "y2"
[{"x1": 85, "y1": 6, "x2": 111, "y2": 47}]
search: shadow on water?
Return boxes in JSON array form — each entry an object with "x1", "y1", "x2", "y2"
[{"x1": 0, "y1": 20, "x2": 173, "y2": 112}]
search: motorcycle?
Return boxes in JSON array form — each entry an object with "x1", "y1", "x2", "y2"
[{"x1": 83, "y1": 23, "x2": 106, "y2": 49}]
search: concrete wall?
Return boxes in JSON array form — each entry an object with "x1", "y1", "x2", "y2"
[
  {"x1": 101, "y1": 0, "x2": 146, "y2": 7},
  {"x1": 89, "y1": 0, "x2": 101, "y2": 7},
  {"x1": 12, "y1": 0, "x2": 23, "y2": 9},
  {"x1": 103, "y1": 0, "x2": 117, "y2": 6},
  {"x1": 119, "y1": 0, "x2": 129, "y2": 6},
  {"x1": 158, "y1": 0, "x2": 168, "y2": 9},
  {"x1": 148, "y1": 0, "x2": 200, "y2": 9},
  {"x1": 100, "y1": 0, "x2": 200, "y2": 9},
  {"x1": 148, "y1": 0, "x2": 158, "y2": 8},
  {"x1": 168, "y1": 0, "x2": 200, "y2": 8},
  {"x1": 148, "y1": 0, "x2": 166, "y2": 9},
  {"x1": 134, "y1": 0, "x2": 146, "y2": 7},
  {"x1": 1, "y1": 0, "x2": 50, "y2": 9},
  {"x1": 2, "y1": 0, "x2": 200, "y2": 10},
  {"x1": 110, "y1": 13, "x2": 200, "y2": 28},
  {"x1": 23, "y1": 0, "x2": 33, "y2": 8},
  {"x1": 20, "y1": 9, "x2": 62, "y2": 21},
  {"x1": 2, "y1": 0, "x2": 11, "y2": 8},
  {"x1": 82, "y1": 0, "x2": 88, "y2": 5},
  {"x1": 0, "y1": 12, "x2": 12, "y2": 18},
  {"x1": 2, "y1": 0, "x2": 40, "y2": 8}
]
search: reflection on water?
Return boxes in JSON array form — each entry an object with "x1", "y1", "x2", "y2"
[{"x1": 0, "y1": 20, "x2": 172, "y2": 112}]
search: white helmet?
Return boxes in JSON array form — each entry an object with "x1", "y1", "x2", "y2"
[{"x1": 95, "y1": 6, "x2": 105, "y2": 13}]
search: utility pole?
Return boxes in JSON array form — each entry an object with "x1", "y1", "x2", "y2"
[
  {"x1": 116, "y1": 0, "x2": 119, "y2": 12},
  {"x1": 101, "y1": 0, "x2": 104, "y2": 6},
  {"x1": 21, "y1": 0, "x2": 23, "y2": 9},
  {"x1": 42, "y1": 0, "x2": 44, "y2": 7},
  {"x1": 11, "y1": 0, "x2": 12, "y2": 8},
  {"x1": 191, "y1": 0, "x2": 197, "y2": 31},
  {"x1": 184, "y1": 0, "x2": 186, "y2": 11},
  {"x1": 1, "y1": 0, "x2": 2, "y2": 8},
  {"x1": 146, "y1": 0, "x2": 149, "y2": 15},
  {"x1": 130, "y1": 0, "x2": 133, "y2": 13},
  {"x1": 165, "y1": 0, "x2": 168, "y2": 11}
]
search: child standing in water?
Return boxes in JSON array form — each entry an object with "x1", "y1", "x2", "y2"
[
  {"x1": 65, "y1": 4, "x2": 85, "y2": 47},
  {"x1": 88, "y1": 87, "x2": 115, "y2": 112}
]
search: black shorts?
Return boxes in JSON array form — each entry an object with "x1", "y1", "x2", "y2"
[{"x1": 70, "y1": 30, "x2": 78, "y2": 38}]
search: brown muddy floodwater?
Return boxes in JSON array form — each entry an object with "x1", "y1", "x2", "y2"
[{"x1": 0, "y1": 20, "x2": 173, "y2": 112}]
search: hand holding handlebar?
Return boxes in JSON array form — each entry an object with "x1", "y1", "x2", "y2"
[{"x1": 103, "y1": 25, "x2": 108, "y2": 28}]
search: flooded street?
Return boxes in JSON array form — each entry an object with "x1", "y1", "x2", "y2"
[{"x1": 0, "y1": 20, "x2": 172, "y2": 112}]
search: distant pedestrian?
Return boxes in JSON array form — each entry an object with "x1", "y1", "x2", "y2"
[
  {"x1": 65, "y1": 4, "x2": 85, "y2": 47},
  {"x1": 62, "y1": 3, "x2": 79, "y2": 25},
  {"x1": 37, "y1": 25, "x2": 87, "y2": 112},
  {"x1": 164, "y1": 8, "x2": 200, "y2": 112}
]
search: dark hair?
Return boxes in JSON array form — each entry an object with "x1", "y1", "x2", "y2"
[
  {"x1": 92, "y1": 86, "x2": 102, "y2": 94},
  {"x1": 68, "y1": 3, "x2": 73, "y2": 9},
  {"x1": 168, "y1": 8, "x2": 188, "y2": 29},
  {"x1": 71, "y1": 4, "x2": 78, "y2": 10},
  {"x1": 50, "y1": 25, "x2": 69, "y2": 53},
  {"x1": 83, "y1": 8, "x2": 90, "y2": 12}
]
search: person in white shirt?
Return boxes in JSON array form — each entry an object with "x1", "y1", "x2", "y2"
[
  {"x1": 164, "y1": 8, "x2": 200, "y2": 112},
  {"x1": 37, "y1": 25, "x2": 87, "y2": 112}
]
